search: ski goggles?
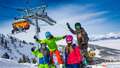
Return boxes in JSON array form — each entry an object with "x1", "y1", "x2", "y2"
[{"x1": 75, "y1": 25, "x2": 81, "y2": 29}]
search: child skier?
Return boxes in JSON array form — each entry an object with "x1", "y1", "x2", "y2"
[
  {"x1": 31, "y1": 43, "x2": 50, "y2": 68},
  {"x1": 65, "y1": 35, "x2": 83, "y2": 68},
  {"x1": 34, "y1": 31, "x2": 66, "y2": 68}
]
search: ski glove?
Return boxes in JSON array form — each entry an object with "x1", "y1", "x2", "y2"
[
  {"x1": 66, "y1": 22, "x2": 70, "y2": 28},
  {"x1": 63, "y1": 35, "x2": 67, "y2": 39},
  {"x1": 34, "y1": 36, "x2": 39, "y2": 41},
  {"x1": 31, "y1": 47, "x2": 36, "y2": 51}
]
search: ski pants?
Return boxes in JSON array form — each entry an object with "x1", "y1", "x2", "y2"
[
  {"x1": 50, "y1": 50, "x2": 64, "y2": 64},
  {"x1": 38, "y1": 64, "x2": 49, "y2": 68}
]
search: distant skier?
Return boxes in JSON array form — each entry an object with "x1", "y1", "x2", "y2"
[
  {"x1": 66, "y1": 22, "x2": 89, "y2": 61},
  {"x1": 65, "y1": 35, "x2": 83, "y2": 68},
  {"x1": 34, "y1": 31, "x2": 66, "y2": 68},
  {"x1": 31, "y1": 43, "x2": 50, "y2": 68}
]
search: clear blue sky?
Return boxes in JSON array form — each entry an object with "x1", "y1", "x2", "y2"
[{"x1": 0, "y1": 0, "x2": 120, "y2": 36}]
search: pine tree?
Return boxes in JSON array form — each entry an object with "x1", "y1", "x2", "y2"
[
  {"x1": 18, "y1": 58, "x2": 23, "y2": 63},
  {"x1": 21, "y1": 54, "x2": 31, "y2": 63},
  {"x1": 2, "y1": 52, "x2": 9, "y2": 59},
  {"x1": 32, "y1": 58, "x2": 37, "y2": 64}
]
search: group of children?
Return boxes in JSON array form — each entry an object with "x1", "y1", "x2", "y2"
[{"x1": 31, "y1": 22, "x2": 91, "y2": 68}]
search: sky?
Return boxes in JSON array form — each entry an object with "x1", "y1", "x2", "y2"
[{"x1": 0, "y1": 0, "x2": 120, "y2": 42}]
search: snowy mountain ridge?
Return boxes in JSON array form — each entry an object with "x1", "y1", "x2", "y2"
[
  {"x1": 90, "y1": 32, "x2": 120, "y2": 41},
  {"x1": 0, "y1": 33, "x2": 36, "y2": 63}
]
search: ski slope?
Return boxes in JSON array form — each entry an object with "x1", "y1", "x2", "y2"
[
  {"x1": 0, "y1": 58, "x2": 36, "y2": 68},
  {"x1": 1, "y1": 58, "x2": 120, "y2": 68},
  {"x1": 0, "y1": 34, "x2": 36, "y2": 62},
  {"x1": 89, "y1": 39, "x2": 120, "y2": 50}
]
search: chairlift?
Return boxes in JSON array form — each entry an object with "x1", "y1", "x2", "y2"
[{"x1": 12, "y1": 19, "x2": 31, "y2": 34}]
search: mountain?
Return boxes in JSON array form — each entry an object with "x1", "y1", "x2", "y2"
[
  {"x1": 89, "y1": 38, "x2": 120, "y2": 63},
  {"x1": 1, "y1": 32, "x2": 120, "y2": 67},
  {"x1": 90, "y1": 32, "x2": 120, "y2": 41},
  {"x1": 0, "y1": 33, "x2": 36, "y2": 63},
  {"x1": 89, "y1": 43, "x2": 120, "y2": 62}
]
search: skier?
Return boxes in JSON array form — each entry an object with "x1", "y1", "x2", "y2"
[
  {"x1": 87, "y1": 49, "x2": 96, "y2": 65},
  {"x1": 66, "y1": 22, "x2": 89, "y2": 63},
  {"x1": 31, "y1": 43, "x2": 50, "y2": 68},
  {"x1": 34, "y1": 31, "x2": 66, "y2": 68},
  {"x1": 65, "y1": 35, "x2": 83, "y2": 68}
]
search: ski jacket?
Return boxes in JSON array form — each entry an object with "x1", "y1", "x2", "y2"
[
  {"x1": 65, "y1": 44, "x2": 83, "y2": 64},
  {"x1": 32, "y1": 48, "x2": 50, "y2": 64},
  {"x1": 36, "y1": 36, "x2": 64, "y2": 51},
  {"x1": 67, "y1": 25, "x2": 89, "y2": 45}
]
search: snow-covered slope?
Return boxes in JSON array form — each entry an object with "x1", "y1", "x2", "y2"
[
  {"x1": 90, "y1": 32, "x2": 120, "y2": 41},
  {"x1": 89, "y1": 39, "x2": 120, "y2": 50},
  {"x1": 89, "y1": 39, "x2": 120, "y2": 62},
  {"x1": 0, "y1": 58, "x2": 36, "y2": 68},
  {"x1": 1, "y1": 32, "x2": 120, "y2": 66},
  {"x1": 0, "y1": 34, "x2": 36, "y2": 62}
]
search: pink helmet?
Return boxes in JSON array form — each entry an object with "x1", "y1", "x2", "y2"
[{"x1": 66, "y1": 35, "x2": 73, "y2": 43}]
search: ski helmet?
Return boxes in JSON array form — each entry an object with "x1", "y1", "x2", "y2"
[
  {"x1": 75, "y1": 22, "x2": 81, "y2": 29},
  {"x1": 66, "y1": 35, "x2": 73, "y2": 43},
  {"x1": 45, "y1": 31, "x2": 52, "y2": 38}
]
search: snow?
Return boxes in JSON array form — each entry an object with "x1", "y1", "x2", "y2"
[
  {"x1": 90, "y1": 32, "x2": 120, "y2": 41},
  {"x1": 0, "y1": 34, "x2": 35, "y2": 62},
  {"x1": 89, "y1": 39, "x2": 120, "y2": 50},
  {"x1": 94, "y1": 49, "x2": 101, "y2": 58},
  {"x1": 1, "y1": 58, "x2": 120, "y2": 68},
  {"x1": 0, "y1": 58, "x2": 36, "y2": 68},
  {"x1": 1, "y1": 32, "x2": 120, "y2": 68},
  {"x1": 91, "y1": 62, "x2": 120, "y2": 68}
]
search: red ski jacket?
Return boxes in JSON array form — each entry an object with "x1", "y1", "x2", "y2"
[{"x1": 65, "y1": 44, "x2": 83, "y2": 64}]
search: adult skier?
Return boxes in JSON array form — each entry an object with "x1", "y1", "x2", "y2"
[
  {"x1": 66, "y1": 22, "x2": 89, "y2": 63},
  {"x1": 65, "y1": 35, "x2": 83, "y2": 68},
  {"x1": 31, "y1": 43, "x2": 50, "y2": 68},
  {"x1": 34, "y1": 31, "x2": 66, "y2": 68}
]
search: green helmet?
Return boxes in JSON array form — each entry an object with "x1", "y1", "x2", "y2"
[{"x1": 75, "y1": 22, "x2": 81, "y2": 29}]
